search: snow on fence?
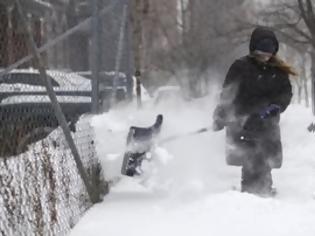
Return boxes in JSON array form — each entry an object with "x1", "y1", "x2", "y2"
[{"x1": 0, "y1": 116, "x2": 104, "y2": 236}]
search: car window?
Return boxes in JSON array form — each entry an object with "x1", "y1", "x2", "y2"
[
  {"x1": 77, "y1": 72, "x2": 92, "y2": 79},
  {"x1": 0, "y1": 73, "x2": 60, "y2": 87}
]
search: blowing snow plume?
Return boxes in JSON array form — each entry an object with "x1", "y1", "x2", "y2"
[
  {"x1": 91, "y1": 87, "x2": 315, "y2": 199},
  {"x1": 91, "y1": 92, "x2": 242, "y2": 198}
]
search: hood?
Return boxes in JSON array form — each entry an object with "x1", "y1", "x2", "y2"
[{"x1": 249, "y1": 27, "x2": 279, "y2": 55}]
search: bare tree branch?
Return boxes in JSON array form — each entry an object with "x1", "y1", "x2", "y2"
[
  {"x1": 298, "y1": 0, "x2": 314, "y2": 35},
  {"x1": 306, "y1": 0, "x2": 314, "y2": 19},
  {"x1": 305, "y1": 0, "x2": 315, "y2": 34}
]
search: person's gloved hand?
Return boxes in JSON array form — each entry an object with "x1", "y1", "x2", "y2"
[
  {"x1": 259, "y1": 104, "x2": 281, "y2": 119},
  {"x1": 212, "y1": 105, "x2": 226, "y2": 131},
  {"x1": 212, "y1": 119, "x2": 225, "y2": 131}
]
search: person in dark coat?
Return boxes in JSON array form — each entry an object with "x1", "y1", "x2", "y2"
[{"x1": 213, "y1": 27, "x2": 296, "y2": 196}]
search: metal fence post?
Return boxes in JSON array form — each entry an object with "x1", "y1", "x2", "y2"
[
  {"x1": 91, "y1": 0, "x2": 102, "y2": 113},
  {"x1": 15, "y1": 0, "x2": 100, "y2": 204},
  {"x1": 131, "y1": 0, "x2": 143, "y2": 108},
  {"x1": 112, "y1": 2, "x2": 128, "y2": 106}
]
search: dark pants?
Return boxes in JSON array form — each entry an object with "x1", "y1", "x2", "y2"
[
  {"x1": 238, "y1": 134, "x2": 274, "y2": 195},
  {"x1": 226, "y1": 118, "x2": 282, "y2": 195},
  {"x1": 241, "y1": 153, "x2": 272, "y2": 195}
]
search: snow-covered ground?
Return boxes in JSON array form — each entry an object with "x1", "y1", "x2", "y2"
[{"x1": 71, "y1": 94, "x2": 315, "y2": 236}]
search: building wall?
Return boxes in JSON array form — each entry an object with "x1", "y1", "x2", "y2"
[
  {"x1": 0, "y1": 4, "x2": 44, "y2": 68},
  {"x1": 0, "y1": 6, "x2": 10, "y2": 67}
]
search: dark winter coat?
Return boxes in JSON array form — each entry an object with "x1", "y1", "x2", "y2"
[{"x1": 214, "y1": 30, "x2": 292, "y2": 169}]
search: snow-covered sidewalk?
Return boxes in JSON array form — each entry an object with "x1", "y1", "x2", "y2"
[{"x1": 71, "y1": 98, "x2": 315, "y2": 236}]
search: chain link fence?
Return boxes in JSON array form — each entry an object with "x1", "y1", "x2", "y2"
[
  {"x1": 0, "y1": 117, "x2": 105, "y2": 236},
  {"x1": 0, "y1": 0, "x2": 130, "y2": 235}
]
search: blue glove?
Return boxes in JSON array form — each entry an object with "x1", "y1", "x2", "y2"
[{"x1": 259, "y1": 104, "x2": 281, "y2": 119}]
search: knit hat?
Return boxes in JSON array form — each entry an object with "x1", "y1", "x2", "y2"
[
  {"x1": 255, "y1": 38, "x2": 277, "y2": 54},
  {"x1": 249, "y1": 27, "x2": 279, "y2": 55}
]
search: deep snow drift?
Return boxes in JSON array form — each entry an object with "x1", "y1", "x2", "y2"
[{"x1": 71, "y1": 95, "x2": 315, "y2": 236}]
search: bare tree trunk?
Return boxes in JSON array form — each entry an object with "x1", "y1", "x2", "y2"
[
  {"x1": 179, "y1": 0, "x2": 185, "y2": 43},
  {"x1": 311, "y1": 49, "x2": 315, "y2": 114},
  {"x1": 302, "y1": 54, "x2": 310, "y2": 107}
]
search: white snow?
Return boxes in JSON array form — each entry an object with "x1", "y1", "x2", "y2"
[
  {"x1": 1, "y1": 95, "x2": 91, "y2": 104},
  {"x1": 70, "y1": 94, "x2": 315, "y2": 236}
]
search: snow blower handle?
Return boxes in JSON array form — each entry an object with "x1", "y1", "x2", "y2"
[
  {"x1": 159, "y1": 127, "x2": 211, "y2": 144},
  {"x1": 196, "y1": 127, "x2": 210, "y2": 133}
]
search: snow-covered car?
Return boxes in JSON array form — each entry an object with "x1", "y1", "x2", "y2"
[
  {"x1": 0, "y1": 69, "x2": 92, "y2": 156},
  {"x1": 75, "y1": 71, "x2": 151, "y2": 105},
  {"x1": 153, "y1": 86, "x2": 185, "y2": 105},
  {"x1": 74, "y1": 71, "x2": 129, "y2": 102}
]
